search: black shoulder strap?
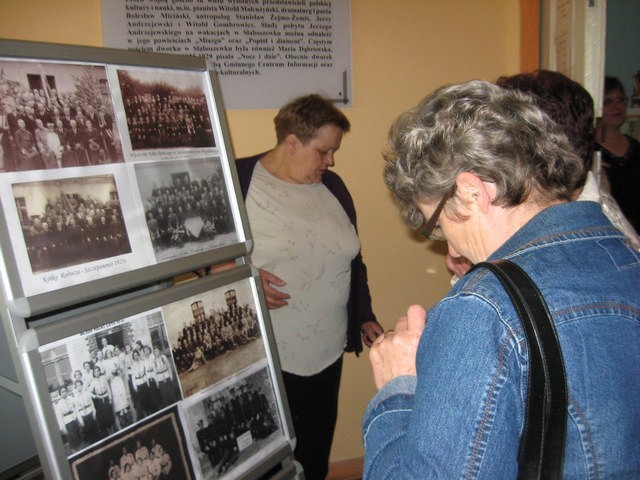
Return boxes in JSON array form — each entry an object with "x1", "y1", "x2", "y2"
[{"x1": 470, "y1": 260, "x2": 567, "y2": 480}]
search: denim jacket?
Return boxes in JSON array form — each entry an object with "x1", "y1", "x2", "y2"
[{"x1": 362, "y1": 201, "x2": 640, "y2": 479}]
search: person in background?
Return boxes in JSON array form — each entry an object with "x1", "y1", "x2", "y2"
[
  {"x1": 596, "y1": 76, "x2": 640, "y2": 233},
  {"x1": 498, "y1": 71, "x2": 639, "y2": 249},
  {"x1": 363, "y1": 80, "x2": 640, "y2": 478},
  {"x1": 445, "y1": 70, "x2": 640, "y2": 280},
  {"x1": 235, "y1": 94, "x2": 383, "y2": 479}
]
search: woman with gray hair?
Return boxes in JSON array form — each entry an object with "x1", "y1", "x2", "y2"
[{"x1": 362, "y1": 80, "x2": 640, "y2": 478}]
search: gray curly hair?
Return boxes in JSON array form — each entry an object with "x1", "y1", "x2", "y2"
[{"x1": 383, "y1": 80, "x2": 584, "y2": 228}]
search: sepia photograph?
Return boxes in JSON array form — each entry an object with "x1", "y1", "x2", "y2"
[
  {"x1": 0, "y1": 59, "x2": 124, "y2": 172},
  {"x1": 69, "y1": 408, "x2": 194, "y2": 480},
  {"x1": 39, "y1": 308, "x2": 182, "y2": 457},
  {"x1": 135, "y1": 157, "x2": 238, "y2": 263},
  {"x1": 181, "y1": 366, "x2": 283, "y2": 480},
  {"x1": 163, "y1": 278, "x2": 266, "y2": 398},
  {"x1": 12, "y1": 174, "x2": 131, "y2": 273},
  {"x1": 116, "y1": 67, "x2": 215, "y2": 151}
]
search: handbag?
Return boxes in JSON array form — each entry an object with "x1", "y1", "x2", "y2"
[{"x1": 469, "y1": 259, "x2": 568, "y2": 480}]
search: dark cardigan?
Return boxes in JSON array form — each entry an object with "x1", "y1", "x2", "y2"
[{"x1": 235, "y1": 153, "x2": 378, "y2": 355}]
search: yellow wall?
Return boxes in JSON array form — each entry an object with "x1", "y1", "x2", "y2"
[{"x1": 0, "y1": 0, "x2": 520, "y2": 463}]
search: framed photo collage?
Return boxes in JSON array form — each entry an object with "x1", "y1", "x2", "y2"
[
  {"x1": 0, "y1": 41, "x2": 250, "y2": 315},
  {"x1": 0, "y1": 40, "x2": 296, "y2": 479}
]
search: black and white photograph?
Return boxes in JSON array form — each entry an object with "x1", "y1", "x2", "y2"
[
  {"x1": 39, "y1": 308, "x2": 182, "y2": 457},
  {"x1": 181, "y1": 366, "x2": 283, "y2": 480},
  {"x1": 69, "y1": 408, "x2": 194, "y2": 480},
  {"x1": 163, "y1": 278, "x2": 266, "y2": 398},
  {"x1": 0, "y1": 59, "x2": 123, "y2": 172},
  {"x1": 116, "y1": 68, "x2": 215, "y2": 151},
  {"x1": 135, "y1": 157, "x2": 238, "y2": 263},
  {"x1": 12, "y1": 174, "x2": 131, "y2": 273}
]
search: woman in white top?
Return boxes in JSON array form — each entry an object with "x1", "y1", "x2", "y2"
[{"x1": 235, "y1": 94, "x2": 383, "y2": 479}]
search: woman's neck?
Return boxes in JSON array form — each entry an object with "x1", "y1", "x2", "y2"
[
  {"x1": 260, "y1": 147, "x2": 299, "y2": 183},
  {"x1": 599, "y1": 126, "x2": 629, "y2": 157}
]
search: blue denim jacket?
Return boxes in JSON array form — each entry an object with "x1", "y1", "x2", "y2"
[{"x1": 362, "y1": 201, "x2": 640, "y2": 479}]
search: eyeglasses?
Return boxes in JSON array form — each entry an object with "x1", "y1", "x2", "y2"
[
  {"x1": 603, "y1": 96, "x2": 627, "y2": 107},
  {"x1": 421, "y1": 190, "x2": 453, "y2": 241}
]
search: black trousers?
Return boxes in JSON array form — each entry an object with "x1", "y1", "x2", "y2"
[{"x1": 282, "y1": 356, "x2": 343, "y2": 480}]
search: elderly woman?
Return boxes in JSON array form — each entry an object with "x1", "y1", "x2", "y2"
[
  {"x1": 235, "y1": 94, "x2": 382, "y2": 479},
  {"x1": 363, "y1": 81, "x2": 640, "y2": 478}
]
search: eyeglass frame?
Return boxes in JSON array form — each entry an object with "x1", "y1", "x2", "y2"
[
  {"x1": 421, "y1": 189, "x2": 454, "y2": 241},
  {"x1": 603, "y1": 96, "x2": 628, "y2": 108}
]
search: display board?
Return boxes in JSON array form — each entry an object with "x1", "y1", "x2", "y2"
[
  {"x1": 0, "y1": 39, "x2": 300, "y2": 480},
  {"x1": 24, "y1": 266, "x2": 294, "y2": 479},
  {"x1": 0, "y1": 39, "x2": 251, "y2": 318}
]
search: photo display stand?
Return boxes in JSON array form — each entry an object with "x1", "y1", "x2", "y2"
[{"x1": 0, "y1": 39, "x2": 300, "y2": 480}]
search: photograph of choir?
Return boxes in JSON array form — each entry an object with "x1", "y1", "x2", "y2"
[
  {"x1": 163, "y1": 280, "x2": 266, "y2": 398},
  {"x1": 135, "y1": 158, "x2": 237, "y2": 262},
  {"x1": 184, "y1": 367, "x2": 281, "y2": 479},
  {"x1": 70, "y1": 409, "x2": 193, "y2": 480},
  {"x1": 117, "y1": 68, "x2": 215, "y2": 151},
  {"x1": 0, "y1": 60, "x2": 123, "y2": 172},
  {"x1": 12, "y1": 175, "x2": 131, "y2": 273},
  {"x1": 40, "y1": 309, "x2": 182, "y2": 457}
]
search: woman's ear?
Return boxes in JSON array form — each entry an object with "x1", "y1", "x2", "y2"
[
  {"x1": 454, "y1": 172, "x2": 494, "y2": 214},
  {"x1": 284, "y1": 133, "x2": 301, "y2": 155}
]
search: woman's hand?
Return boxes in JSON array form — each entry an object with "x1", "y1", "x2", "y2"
[
  {"x1": 361, "y1": 321, "x2": 384, "y2": 347},
  {"x1": 369, "y1": 304, "x2": 427, "y2": 390},
  {"x1": 259, "y1": 268, "x2": 291, "y2": 309}
]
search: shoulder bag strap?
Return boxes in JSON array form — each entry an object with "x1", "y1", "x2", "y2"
[{"x1": 470, "y1": 259, "x2": 568, "y2": 480}]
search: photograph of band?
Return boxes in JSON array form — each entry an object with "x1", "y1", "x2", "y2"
[
  {"x1": 70, "y1": 408, "x2": 194, "y2": 480},
  {"x1": 182, "y1": 366, "x2": 282, "y2": 479},
  {"x1": 39, "y1": 308, "x2": 182, "y2": 457},
  {"x1": 0, "y1": 59, "x2": 123, "y2": 172},
  {"x1": 116, "y1": 68, "x2": 215, "y2": 151},
  {"x1": 135, "y1": 157, "x2": 237, "y2": 262},
  {"x1": 11, "y1": 174, "x2": 131, "y2": 273},
  {"x1": 163, "y1": 278, "x2": 266, "y2": 398}
]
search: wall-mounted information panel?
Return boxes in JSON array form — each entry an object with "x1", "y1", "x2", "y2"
[{"x1": 0, "y1": 39, "x2": 300, "y2": 480}]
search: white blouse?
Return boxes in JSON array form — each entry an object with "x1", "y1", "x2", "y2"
[{"x1": 246, "y1": 161, "x2": 359, "y2": 376}]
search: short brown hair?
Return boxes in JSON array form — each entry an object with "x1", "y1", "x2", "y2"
[{"x1": 274, "y1": 94, "x2": 350, "y2": 144}]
